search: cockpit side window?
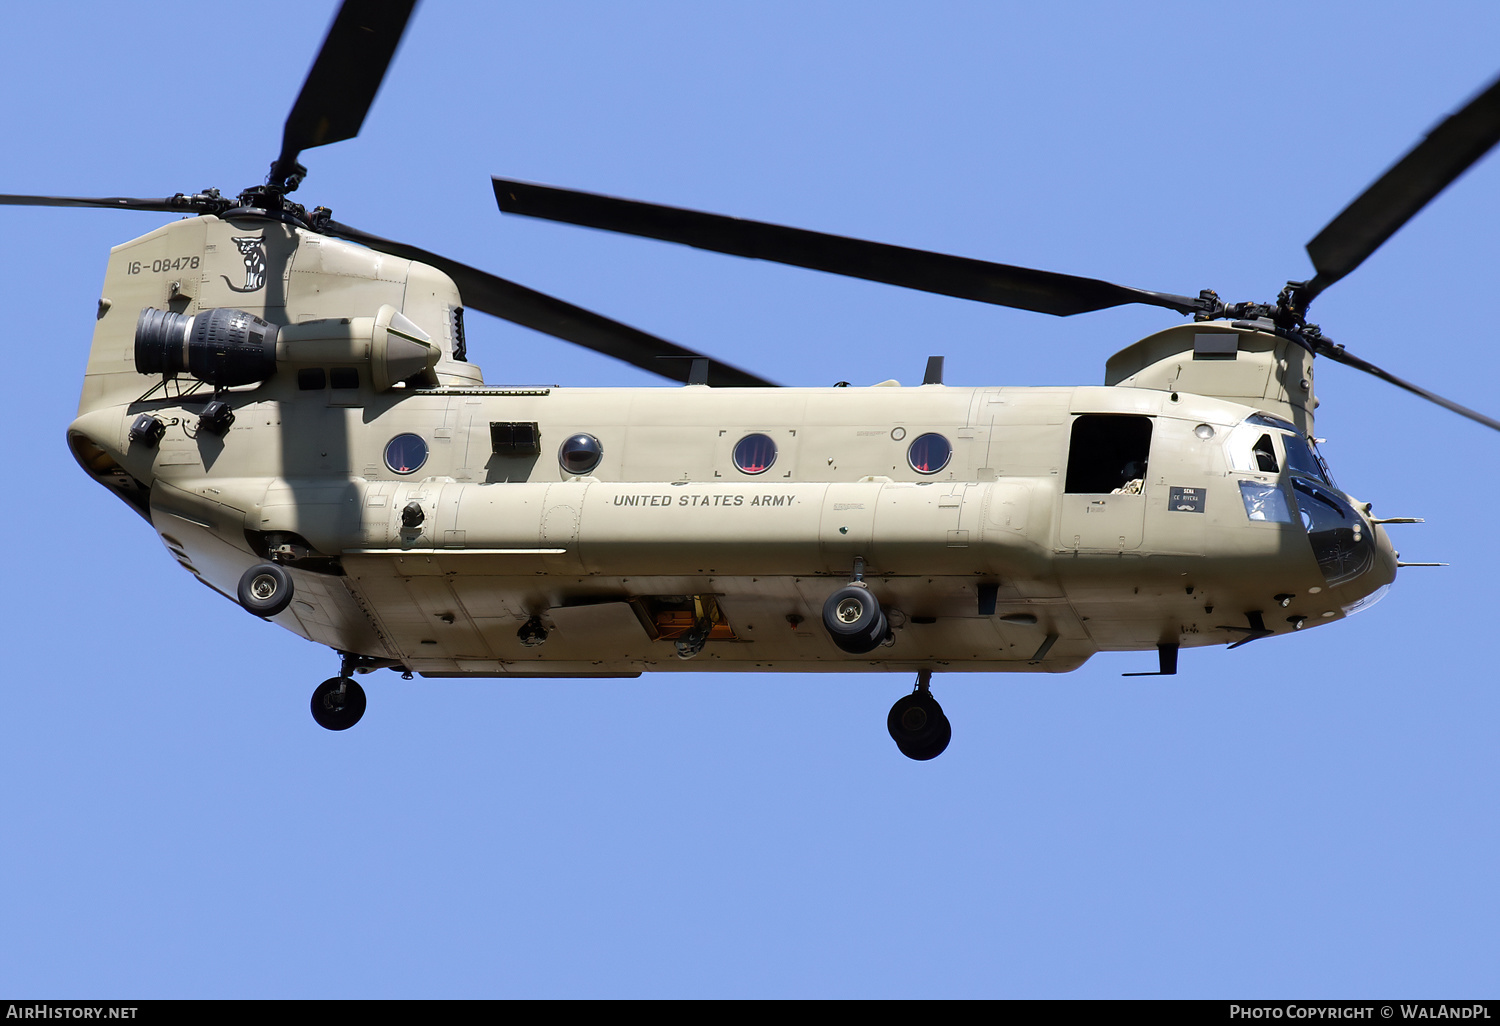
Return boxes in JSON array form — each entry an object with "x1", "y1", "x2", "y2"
[{"x1": 1252, "y1": 434, "x2": 1279, "y2": 473}]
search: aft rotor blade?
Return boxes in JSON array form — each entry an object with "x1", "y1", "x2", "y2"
[
  {"x1": 272, "y1": 0, "x2": 419, "y2": 182},
  {"x1": 1315, "y1": 340, "x2": 1500, "y2": 433},
  {"x1": 1303, "y1": 73, "x2": 1500, "y2": 303},
  {"x1": 323, "y1": 220, "x2": 778, "y2": 387},
  {"x1": 493, "y1": 178, "x2": 1204, "y2": 318}
]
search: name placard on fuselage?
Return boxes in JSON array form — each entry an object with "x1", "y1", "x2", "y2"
[{"x1": 611, "y1": 492, "x2": 797, "y2": 508}]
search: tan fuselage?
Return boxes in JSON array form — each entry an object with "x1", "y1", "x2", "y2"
[{"x1": 66, "y1": 215, "x2": 1397, "y2": 677}]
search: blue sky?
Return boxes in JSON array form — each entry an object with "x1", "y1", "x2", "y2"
[{"x1": 2, "y1": 0, "x2": 1498, "y2": 998}]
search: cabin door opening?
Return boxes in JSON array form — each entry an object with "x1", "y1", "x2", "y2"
[{"x1": 1058, "y1": 414, "x2": 1152, "y2": 550}]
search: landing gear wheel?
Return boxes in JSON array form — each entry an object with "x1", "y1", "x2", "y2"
[
  {"x1": 311, "y1": 676, "x2": 366, "y2": 731},
  {"x1": 238, "y1": 563, "x2": 293, "y2": 618},
  {"x1": 887, "y1": 691, "x2": 952, "y2": 761},
  {"x1": 822, "y1": 583, "x2": 889, "y2": 654}
]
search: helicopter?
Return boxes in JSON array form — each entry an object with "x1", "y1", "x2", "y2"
[{"x1": 7, "y1": 1, "x2": 1500, "y2": 760}]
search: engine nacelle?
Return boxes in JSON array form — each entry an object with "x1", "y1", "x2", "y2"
[{"x1": 134, "y1": 303, "x2": 440, "y2": 391}]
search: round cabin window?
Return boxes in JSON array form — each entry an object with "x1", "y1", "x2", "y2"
[
  {"x1": 907, "y1": 433, "x2": 952, "y2": 474},
  {"x1": 384, "y1": 433, "x2": 429, "y2": 475},
  {"x1": 733, "y1": 433, "x2": 777, "y2": 475},
  {"x1": 558, "y1": 433, "x2": 604, "y2": 475}
]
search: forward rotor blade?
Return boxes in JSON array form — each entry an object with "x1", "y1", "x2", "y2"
[
  {"x1": 0, "y1": 193, "x2": 191, "y2": 212},
  {"x1": 1303, "y1": 73, "x2": 1500, "y2": 303},
  {"x1": 323, "y1": 220, "x2": 777, "y2": 387},
  {"x1": 1314, "y1": 340, "x2": 1500, "y2": 433},
  {"x1": 272, "y1": 0, "x2": 419, "y2": 182},
  {"x1": 493, "y1": 178, "x2": 1204, "y2": 318}
]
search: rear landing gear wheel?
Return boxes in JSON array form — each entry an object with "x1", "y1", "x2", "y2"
[
  {"x1": 311, "y1": 676, "x2": 366, "y2": 731},
  {"x1": 888, "y1": 673, "x2": 951, "y2": 761},
  {"x1": 822, "y1": 583, "x2": 889, "y2": 654}
]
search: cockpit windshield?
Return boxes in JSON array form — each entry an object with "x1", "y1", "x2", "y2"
[
  {"x1": 1293, "y1": 479, "x2": 1373, "y2": 585},
  {"x1": 1283, "y1": 434, "x2": 1332, "y2": 484}
]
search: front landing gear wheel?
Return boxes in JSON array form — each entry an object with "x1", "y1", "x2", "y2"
[
  {"x1": 311, "y1": 676, "x2": 366, "y2": 731},
  {"x1": 238, "y1": 563, "x2": 293, "y2": 618},
  {"x1": 887, "y1": 688, "x2": 951, "y2": 761}
]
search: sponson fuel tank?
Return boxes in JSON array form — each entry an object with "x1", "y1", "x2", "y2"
[{"x1": 343, "y1": 476, "x2": 1236, "y2": 579}]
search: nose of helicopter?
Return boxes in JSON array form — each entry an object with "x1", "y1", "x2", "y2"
[
  {"x1": 1288, "y1": 472, "x2": 1399, "y2": 620},
  {"x1": 1369, "y1": 520, "x2": 1399, "y2": 588},
  {"x1": 1329, "y1": 504, "x2": 1398, "y2": 619}
]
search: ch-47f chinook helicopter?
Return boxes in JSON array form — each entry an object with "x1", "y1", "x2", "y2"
[{"x1": 9, "y1": 1, "x2": 1500, "y2": 759}]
